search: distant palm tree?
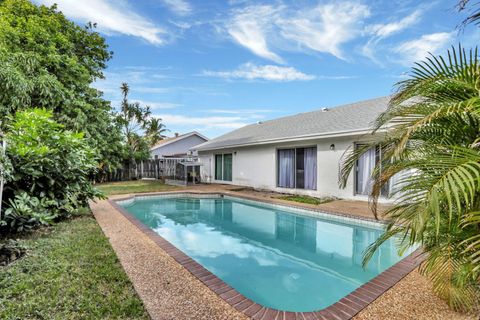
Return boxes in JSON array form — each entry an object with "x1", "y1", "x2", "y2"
[
  {"x1": 340, "y1": 45, "x2": 480, "y2": 311},
  {"x1": 145, "y1": 117, "x2": 168, "y2": 146}
]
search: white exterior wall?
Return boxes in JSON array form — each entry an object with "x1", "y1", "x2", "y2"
[{"x1": 198, "y1": 135, "x2": 374, "y2": 201}]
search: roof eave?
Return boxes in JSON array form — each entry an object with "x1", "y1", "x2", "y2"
[{"x1": 196, "y1": 127, "x2": 388, "y2": 152}]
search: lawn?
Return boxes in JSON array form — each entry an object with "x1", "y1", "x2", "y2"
[
  {"x1": 96, "y1": 179, "x2": 179, "y2": 196},
  {"x1": 277, "y1": 195, "x2": 334, "y2": 205},
  {"x1": 0, "y1": 211, "x2": 149, "y2": 320}
]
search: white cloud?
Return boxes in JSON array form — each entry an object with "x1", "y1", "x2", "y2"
[
  {"x1": 225, "y1": 2, "x2": 370, "y2": 62},
  {"x1": 153, "y1": 114, "x2": 248, "y2": 129},
  {"x1": 393, "y1": 32, "x2": 454, "y2": 65},
  {"x1": 362, "y1": 9, "x2": 425, "y2": 65},
  {"x1": 368, "y1": 9, "x2": 422, "y2": 38},
  {"x1": 203, "y1": 63, "x2": 315, "y2": 81},
  {"x1": 277, "y1": 2, "x2": 370, "y2": 60},
  {"x1": 227, "y1": 5, "x2": 284, "y2": 63},
  {"x1": 34, "y1": 0, "x2": 166, "y2": 45},
  {"x1": 162, "y1": 0, "x2": 192, "y2": 16}
]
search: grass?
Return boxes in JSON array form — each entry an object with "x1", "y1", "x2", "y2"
[
  {"x1": 96, "y1": 179, "x2": 179, "y2": 196},
  {"x1": 0, "y1": 211, "x2": 149, "y2": 320},
  {"x1": 277, "y1": 195, "x2": 334, "y2": 205}
]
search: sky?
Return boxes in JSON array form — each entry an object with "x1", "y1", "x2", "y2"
[{"x1": 34, "y1": 0, "x2": 479, "y2": 139}]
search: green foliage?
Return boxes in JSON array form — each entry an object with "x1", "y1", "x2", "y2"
[
  {"x1": 340, "y1": 45, "x2": 480, "y2": 311},
  {"x1": 4, "y1": 192, "x2": 57, "y2": 232},
  {"x1": 2, "y1": 109, "x2": 104, "y2": 232},
  {"x1": 145, "y1": 117, "x2": 168, "y2": 147},
  {"x1": 0, "y1": 214, "x2": 148, "y2": 319},
  {"x1": 116, "y1": 82, "x2": 167, "y2": 162},
  {"x1": 277, "y1": 195, "x2": 333, "y2": 205},
  {"x1": 0, "y1": 0, "x2": 124, "y2": 170}
]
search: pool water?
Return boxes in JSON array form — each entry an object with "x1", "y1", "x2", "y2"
[{"x1": 119, "y1": 195, "x2": 411, "y2": 312}]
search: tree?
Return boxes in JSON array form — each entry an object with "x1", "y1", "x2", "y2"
[
  {"x1": 2, "y1": 109, "x2": 101, "y2": 231},
  {"x1": 340, "y1": 46, "x2": 480, "y2": 311},
  {"x1": 145, "y1": 117, "x2": 168, "y2": 147},
  {"x1": 117, "y1": 83, "x2": 152, "y2": 162},
  {"x1": 0, "y1": 0, "x2": 124, "y2": 170}
]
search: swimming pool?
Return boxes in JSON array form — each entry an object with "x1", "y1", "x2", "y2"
[{"x1": 116, "y1": 194, "x2": 416, "y2": 313}]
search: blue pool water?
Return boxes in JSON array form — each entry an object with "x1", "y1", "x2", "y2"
[{"x1": 119, "y1": 195, "x2": 411, "y2": 312}]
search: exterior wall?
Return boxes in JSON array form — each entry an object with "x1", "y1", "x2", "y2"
[
  {"x1": 198, "y1": 135, "x2": 378, "y2": 202},
  {"x1": 150, "y1": 135, "x2": 207, "y2": 158}
]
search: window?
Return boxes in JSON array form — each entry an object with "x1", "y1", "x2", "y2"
[
  {"x1": 355, "y1": 145, "x2": 389, "y2": 196},
  {"x1": 215, "y1": 153, "x2": 232, "y2": 181},
  {"x1": 277, "y1": 147, "x2": 317, "y2": 190}
]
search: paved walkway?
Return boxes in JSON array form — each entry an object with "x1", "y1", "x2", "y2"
[{"x1": 90, "y1": 186, "x2": 474, "y2": 320}]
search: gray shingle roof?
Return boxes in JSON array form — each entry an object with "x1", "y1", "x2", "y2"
[{"x1": 195, "y1": 96, "x2": 390, "y2": 151}]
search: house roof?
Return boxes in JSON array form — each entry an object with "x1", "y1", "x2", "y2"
[
  {"x1": 150, "y1": 131, "x2": 208, "y2": 151},
  {"x1": 195, "y1": 96, "x2": 390, "y2": 151}
]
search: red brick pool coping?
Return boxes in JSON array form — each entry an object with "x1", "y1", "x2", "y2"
[{"x1": 109, "y1": 192, "x2": 424, "y2": 320}]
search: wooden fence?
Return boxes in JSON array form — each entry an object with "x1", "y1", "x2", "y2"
[{"x1": 101, "y1": 157, "x2": 196, "y2": 182}]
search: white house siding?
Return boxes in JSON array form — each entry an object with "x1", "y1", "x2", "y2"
[
  {"x1": 198, "y1": 135, "x2": 373, "y2": 201},
  {"x1": 150, "y1": 135, "x2": 207, "y2": 158}
]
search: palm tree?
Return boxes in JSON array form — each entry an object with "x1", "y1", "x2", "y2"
[
  {"x1": 340, "y1": 45, "x2": 480, "y2": 311},
  {"x1": 145, "y1": 117, "x2": 168, "y2": 146}
]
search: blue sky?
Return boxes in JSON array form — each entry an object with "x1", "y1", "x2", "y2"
[{"x1": 35, "y1": 0, "x2": 479, "y2": 138}]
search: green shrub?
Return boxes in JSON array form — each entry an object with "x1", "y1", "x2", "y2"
[{"x1": 1, "y1": 108, "x2": 104, "y2": 232}]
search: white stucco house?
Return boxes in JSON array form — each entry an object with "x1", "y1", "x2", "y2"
[
  {"x1": 150, "y1": 131, "x2": 208, "y2": 159},
  {"x1": 194, "y1": 96, "x2": 392, "y2": 201}
]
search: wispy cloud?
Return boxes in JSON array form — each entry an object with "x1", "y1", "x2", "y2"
[
  {"x1": 225, "y1": 2, "x2": 370, "y2": 62},
  {"x1": 161, "y1": 0, "x2": 192, "y2": 16},
  {"x1": 34, "y1": 0, "x2": 166, "y2": 45},
  {"x1": 227, "y1": 5, "x2": 284, "y2": 63},
  {"x1": 367, "y1": 9, "x2": 422, "y2": 38},
  {"x1": 277, "y1": 2, "x2": 370, "y2": 60},
  {"x1": 203, "y1": 63, "x2": 315, "y2": 81},
  {"x1": 362, "y1": 9, "x2": 424, "y2": 64},
  {"x1": 393, "y1": 32, "x2": 454, "y2": 65}
]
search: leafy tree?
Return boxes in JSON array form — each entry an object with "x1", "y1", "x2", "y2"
[
  {"x1": 2, "y1": 109, "x2": 102, "y2": 232},
  {"x1": 0, "y1": 0, "x2": 124, "y2": 170},
  {"x1": 145, "y1": 117, "x2": 168, "y2": 147},
  {"x1": 340, "y1": 46, "x2": 480, "y2": 311}
]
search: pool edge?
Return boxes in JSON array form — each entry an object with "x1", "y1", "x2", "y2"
[{"x1": 108, "y1": 193, "x2": 424, "y2": 320}]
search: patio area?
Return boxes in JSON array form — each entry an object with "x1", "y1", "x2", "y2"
[{"x1": 90, "y1": 184, "x2": 476, "y2": 320}]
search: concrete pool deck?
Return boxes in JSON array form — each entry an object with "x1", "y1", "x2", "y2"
[{"x1": 90, "y1": 185, "x2": 476, "y2": 320}]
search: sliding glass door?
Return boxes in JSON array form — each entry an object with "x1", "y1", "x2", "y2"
[
  {"x1": 355, "y1": 145, "x2": 389, "y2": 196},
  {"x1": 215, "y1": 153, "x2": 232, "y2": 181},
  {"x1": 277, "y1": 147, "x2": 317, "y2": 190}
]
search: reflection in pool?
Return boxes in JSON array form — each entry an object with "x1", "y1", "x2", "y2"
[{"x1": 120, "y1": 196, "x2": 412, "y2": 312}]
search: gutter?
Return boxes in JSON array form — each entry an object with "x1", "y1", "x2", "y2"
[{"x1": 196, "y1": 127, "x2": 388, "y2": 152}]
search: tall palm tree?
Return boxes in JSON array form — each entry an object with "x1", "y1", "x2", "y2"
[
  {"x1": 340, "y1": 45, "x2": 480, "y2": 311},
  {"x1": 145, "y1": 117, "x2": 168, "y2": 146}
]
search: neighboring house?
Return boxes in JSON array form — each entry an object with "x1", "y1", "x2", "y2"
[
  {"x1": 194, "y1": 96, "x2": 393, "y2": 201},
  {"x1": 150, "y1": 131, "x2": 208, "y2": 159}
]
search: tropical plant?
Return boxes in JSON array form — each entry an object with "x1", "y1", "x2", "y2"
[
  {"x1": 1, "y1": 108, "x2": 103, "y2": 232},
  {"x1": 145, "y1": 117, "x2": 168, "y2": 147},
  {"x1": 340, "y1": 45, "x2": 480, "y2": 311},
  {"x1": 0, "y1": 0, "x2": 124, "y2": 171},
  {"x1": 116, "y1": 82, "x2": 163, "y2": 162}
]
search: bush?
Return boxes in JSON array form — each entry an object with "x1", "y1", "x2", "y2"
[{"x1": 1, "y1": 108, "x2": 104, "y2": 232}]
